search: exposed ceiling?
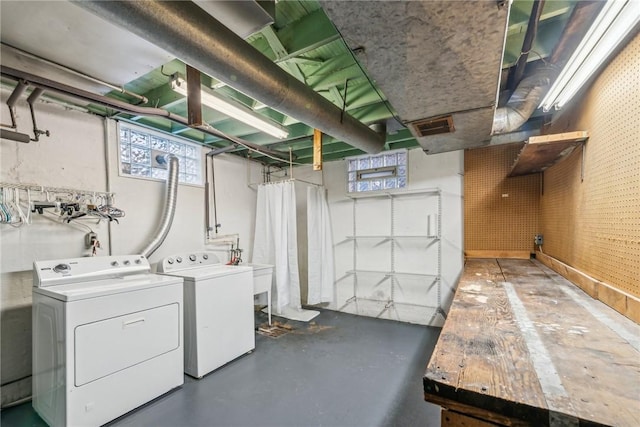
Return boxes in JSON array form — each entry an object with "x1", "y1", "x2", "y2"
[
  {"x1": 321, "y1": 0, "x2": 508, "y2": 154},
  {"x1": 0, "y1": 0, "x2": 582, "y2": 165}
]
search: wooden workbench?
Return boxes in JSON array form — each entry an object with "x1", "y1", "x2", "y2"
[{"x1": 424, "y1": 259, "x2": 640, "y2": 426}]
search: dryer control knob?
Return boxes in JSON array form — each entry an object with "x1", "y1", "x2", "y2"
[
  {"x1": 167, "y1": 258, "x2": 174, "y2": 265},
  {"x1": 176, "y1": 257, "x2": 183, "y2": 263},
  {"x1": 189, "y1": 254, "x2": 196, "y2": 262},
  {"x1": 53, "y1": 263, "x2": 71, "y2": 273},
  {"x1": 123, "y1": 260, "x2": 131, "y2": 266},
  {"x1": 111, "y1": 261, "x2": 119, "y2": 267},
  {"x1": 134, "y1": 259, "x2": 142, "y2": 264},
  {"x1": 202, "y1": 254, "x2": 209, "y2": 260}
]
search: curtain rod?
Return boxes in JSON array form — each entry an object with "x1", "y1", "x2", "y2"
[{"x1": 258, "y1": 178, "x2": 323, "y2": 188}]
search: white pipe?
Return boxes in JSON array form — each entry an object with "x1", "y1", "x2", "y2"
[
  {"x1": 1, "y1": 43, "x2": 148, "y2": 104},
  {"x1": 103, "y1": 118, "x2": 113, "y2": 255}
]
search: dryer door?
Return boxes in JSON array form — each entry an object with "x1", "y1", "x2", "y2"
[{"x1": 74, "y1": 303, "x2": 180, "y2": 386}]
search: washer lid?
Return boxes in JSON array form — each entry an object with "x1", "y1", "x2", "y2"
[
  {"x1": 32, "y1": 273, "x2": 183, "y2": 302},
  {"x1": 159, "y1": 264, "x2": 252, "y2": 281}
]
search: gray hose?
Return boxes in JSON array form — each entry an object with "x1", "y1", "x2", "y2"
[{"x1": 139, "y1": 154, "x2": 179, "y2": 258}]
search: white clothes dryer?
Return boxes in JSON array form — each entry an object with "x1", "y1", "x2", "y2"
[
  {"x1": 32, "y1": 255, "x2": 184, "y2": 427},
  {"x1": 157, "y1": 252, "x2": 254, "y2": 378}
]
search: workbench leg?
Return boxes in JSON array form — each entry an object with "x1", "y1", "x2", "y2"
[{"x1": 441, "y1": 410, "x2": 499, "y2": 427}]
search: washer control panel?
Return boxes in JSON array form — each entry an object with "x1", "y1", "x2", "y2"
[
  {"x1": 34, "y1": 255, "x2": 149, "y2": 287},
  {"x1": 157, "y1": 252, "x2": 222, "y2": 273}
]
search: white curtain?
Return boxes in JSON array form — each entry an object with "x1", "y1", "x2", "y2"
[
  {"x1": 252, "y1": 181, "x2": 301, "y2": 312},
  {"x1": 306, "y1": 186, "x2": 335, "y2": 305}
]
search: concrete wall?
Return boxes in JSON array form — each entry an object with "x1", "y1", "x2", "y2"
[
  {"x1": 0, "y1": 90, "x2": 260, "y2": 406},
  {"x1": 292, "y1": 149, "x2": 464, "y2": 326}
]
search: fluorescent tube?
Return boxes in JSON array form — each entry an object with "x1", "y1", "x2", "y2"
[
  {"x1": 172, "y1": 78, "x2": 288, "y2": 139},
  {"x1": 539, "y1": 0, "x2": 640, "y2": 111}
]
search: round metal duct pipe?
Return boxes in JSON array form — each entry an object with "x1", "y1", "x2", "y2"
[
  {"x1": 139, "y1": 154, "x2": 179, "y2": 258},
  {"x1": 492, "y1": 1, "x2": 605, "y2": 134},
  {"x1": 74, "y1": 0, "x2": 385, "y2": 154},
  {"x1": 492, "y1": 67, "x2": 556, "y2": 135}
]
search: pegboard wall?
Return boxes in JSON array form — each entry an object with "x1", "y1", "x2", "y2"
[
  {"x1": 464, "y1": 144, "x2": 540, "y2": 253},
  {"x1": 542, "y1": 32, "x2": 640, "y2": 298}
]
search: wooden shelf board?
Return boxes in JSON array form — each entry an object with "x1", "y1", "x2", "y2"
[{"x1": 508, "y1": 131, "x2": 588, "y2": 177}]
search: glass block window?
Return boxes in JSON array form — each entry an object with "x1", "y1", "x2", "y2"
[
  {"x1": 119, "y1": 123, "x2": 203, "y2": 186},
  {"x1": 346, "y1": 149, "x2": 408, "y2": 193}
]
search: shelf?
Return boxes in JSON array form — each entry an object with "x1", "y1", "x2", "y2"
[
  {"x1": 346, "y1": 235, "x2": 438, "y2": 240},
  {"x1": 347, "y1": 188, "x2": 440, "y2": 199},
  {"x1": 335, "y1": 187, "x2": 443, "y2": 325},
  {"x1": 338, "y1": 297, "x2": 445, "y2": 326},
  {"x1": 508, "y1": 131, "x2": 588, "y2": 177},
  {"x1": 336, "y1": 235, "x2": 439, "y2": 246},
  {"x1": 346, "y1": 270, "x2": 439, "y2": 279},
  {"x1": 0, "y1": 181, "x2": 114, "y2": 199}
]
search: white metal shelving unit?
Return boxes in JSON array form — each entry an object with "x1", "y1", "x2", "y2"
[{"x1": 335, "y1": 188, "x2": 446, "y2": 325}]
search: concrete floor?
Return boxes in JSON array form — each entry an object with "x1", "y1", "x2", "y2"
[{"x1": 2, "y1": 309, "x2": 441, "y2": 427}]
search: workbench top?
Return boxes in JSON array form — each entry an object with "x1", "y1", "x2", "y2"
[{"x1": 423, "y1": 258, "x2": 640, "y2": 426}]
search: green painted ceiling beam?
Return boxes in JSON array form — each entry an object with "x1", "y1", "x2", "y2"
[
  {"x1": 292, "y1": 128, "x2": 417, "y2": 160},
  {"x1": 116, "y1": 59, "x2": 185, "y2": 98},
  {"x1": 287, "y1": 57, "x2": 324, "y2": 66},
  {"x1": 238, "y1": 130, "x2": 421, "y2": 165},
  {"x1": 136, "y1": 82, "x2": 290, "y2": 143},
  {"x1": 343, "y1": 81, "x2": 388, "y2": 110},
  {"x1": 305, "y1": 52, "x2": 353, "y2": 78},
  {"x1": 349, "y1": 102, "x2": 393, "y2": 124},
  {"x1": 281, "y1": 81, "x2": 364, "y2": 125},
  {"x1": 308, "y1": 64, "x2": 365, "y2": 91},
  {"x1": 261, "y1": 26, "x2": 307, "y2": 83},
  {"x1": 274, "y1": 8, "x2": 340, "y2": 62},
  {"x1": 508, "y1": 1, "x2": 572, "y2": 30},
  {"x1": 503, "y1": 13, "x2": 571, "y2": 67},
  {"x1": 320, "y1": 148, "x2": 365, "y2": 162},
  {"x1": 295, "y1": 142, "x2": 356, "y2": 160},
  {"x1": 503, "y1": 1, "x2": 574, "y2": 67},
  {"x1": 305, "y1": 53, "x2": 365, "y2": 91},
  {"x1": 207, "y1": 121, "x2": 313, "y2": 147}
]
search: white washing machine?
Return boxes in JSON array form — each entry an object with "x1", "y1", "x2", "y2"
[
  {"x1": 32, "y1": 255, "x2": 184, "y2": 427},
  {"x1": 157, "y1": 252, "x2": 254, "y2": 378}
]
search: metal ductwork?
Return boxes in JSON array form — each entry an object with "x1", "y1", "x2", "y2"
[
  {"x1": 73, "y1": 0, "x2": 386, "y2": 154},
  {"x1": 139, "y1": 154, "x2": 179, "y2": 258},
  {"x1": 492, "y1": 66, "x2": 556, "y2": 134},
  {"x1": 492, "y1": 1, "x2": 605, "y2": 135}
]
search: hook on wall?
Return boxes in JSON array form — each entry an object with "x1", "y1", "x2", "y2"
[
  {"x1": 27, "y1": 87, "x2": 50, "y2": 142},
  {"x1": 1, "y1": 81, "x2": 50, "y2": 143}
]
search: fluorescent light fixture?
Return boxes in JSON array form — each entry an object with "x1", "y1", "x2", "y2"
[
  {"x1": 171, "y1": 78, "x2": 288, "y2": 139},
  {"x1": 540, "y1": 0, "x2": 640, "y2": 111}
]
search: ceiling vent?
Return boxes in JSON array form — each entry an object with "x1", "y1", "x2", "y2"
[{"x1": 411, "y1": 115, "x2": 455, "y2": 137}]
